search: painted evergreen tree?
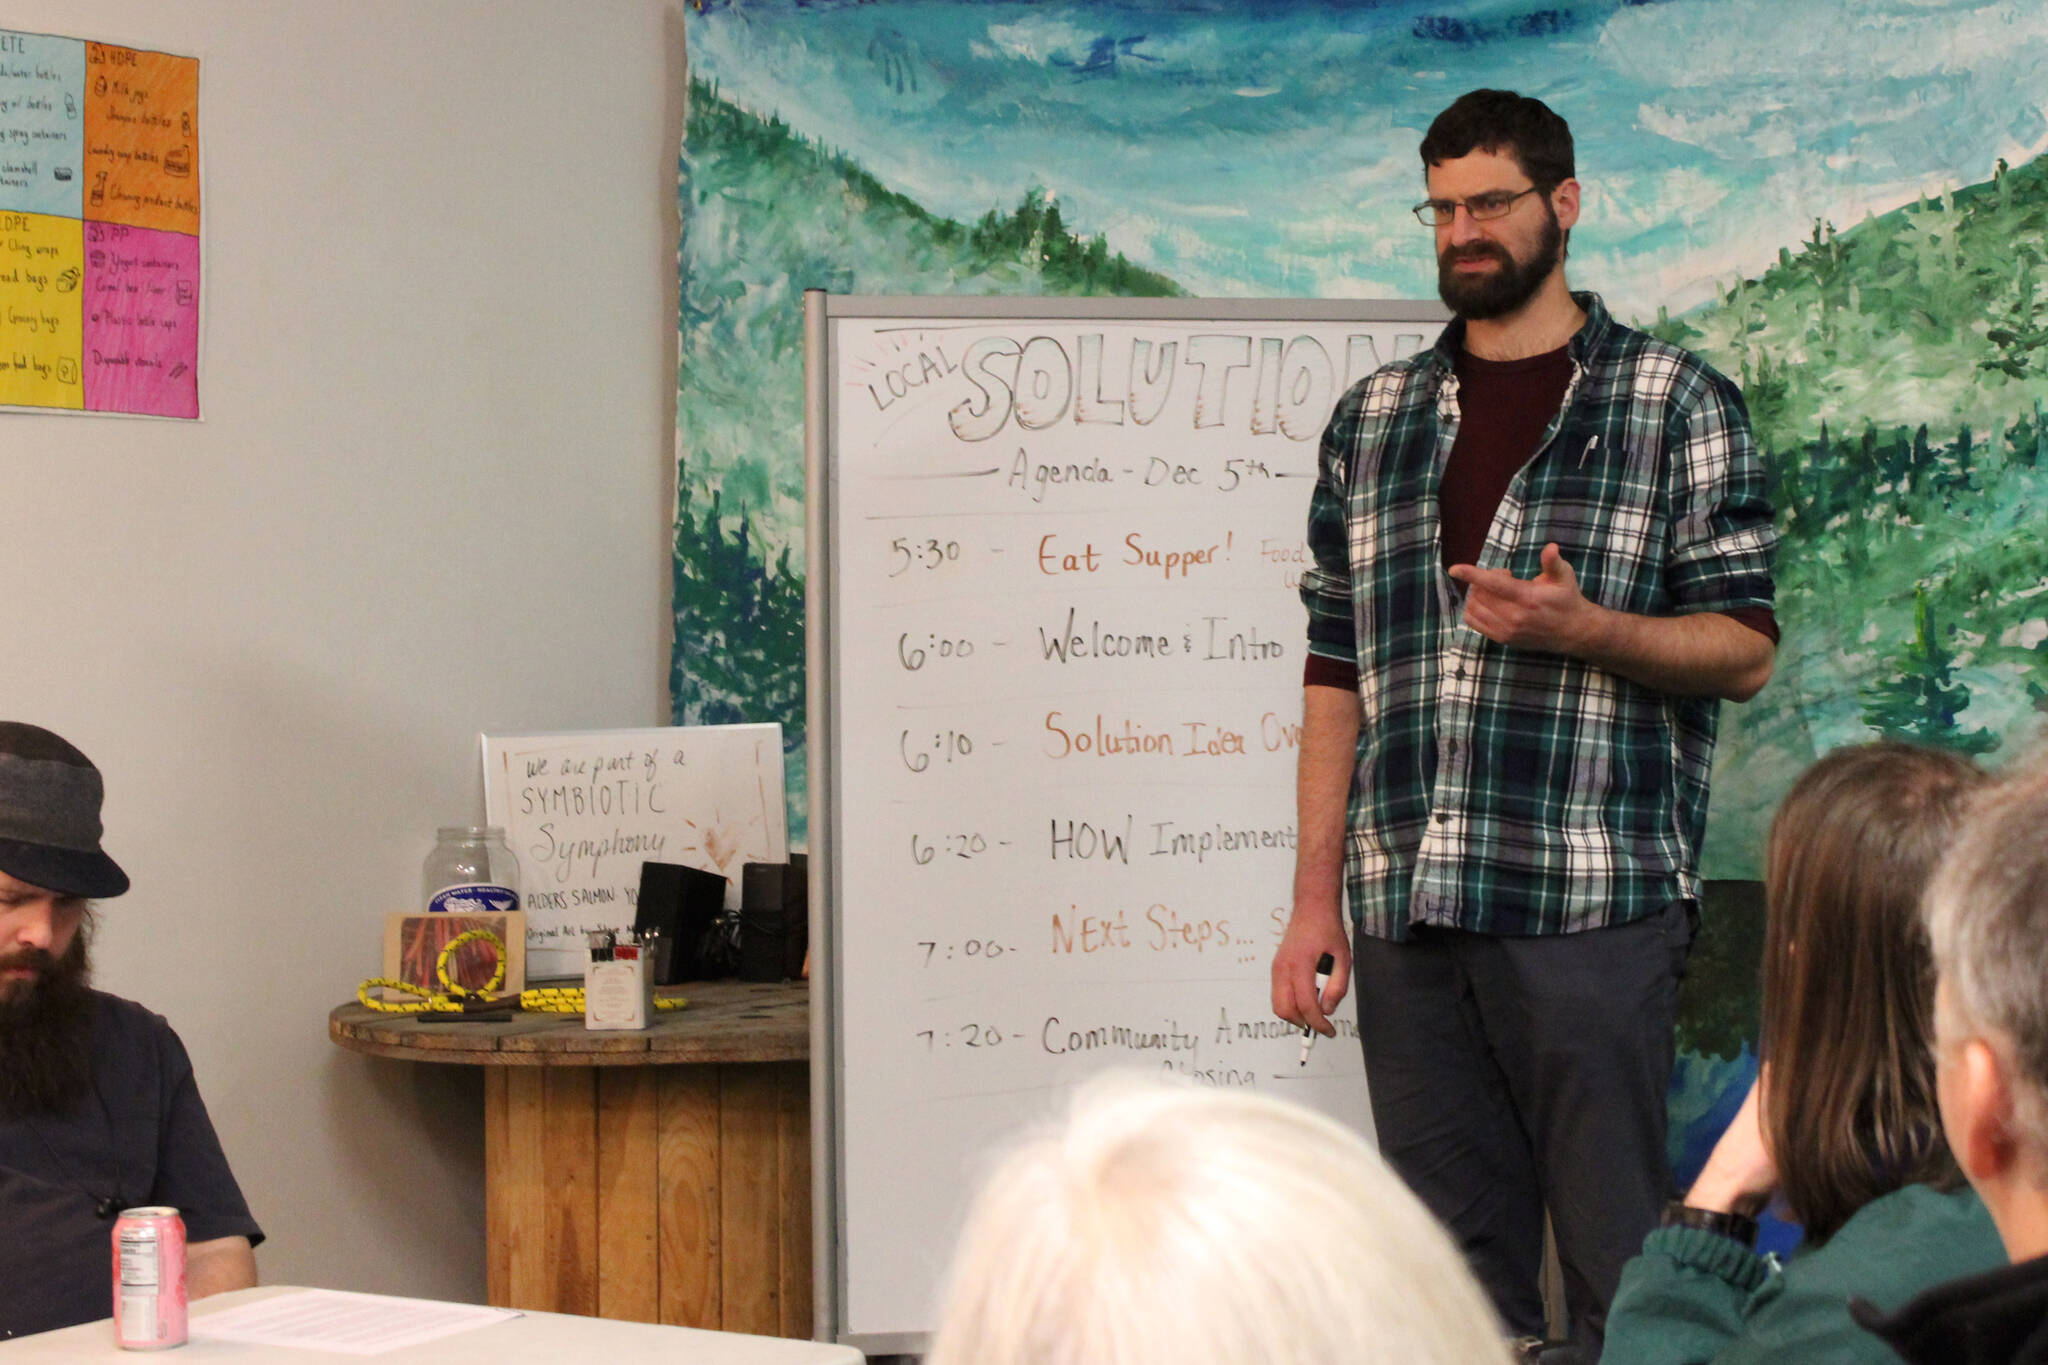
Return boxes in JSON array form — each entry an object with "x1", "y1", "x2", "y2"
[
  {"x1": 1860, "y1": 585, "x2": 1999, "y2": 754},
  {"x1": 670, "y1": 483, "x2": 806, "y2": 733}
]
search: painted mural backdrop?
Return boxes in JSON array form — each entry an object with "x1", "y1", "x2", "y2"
[{"x1": 676, "y1": 0, "x2": 2048, "y2": 1197}]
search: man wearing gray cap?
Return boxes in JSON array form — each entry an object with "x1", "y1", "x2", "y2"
[{"x1": 0, "y1": 722, "x2": 262, "y2": 1340}]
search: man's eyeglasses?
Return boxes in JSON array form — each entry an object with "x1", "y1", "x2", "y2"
[{"x1": 1411, "y1": 186, "x2": 1546, "y2": 227}]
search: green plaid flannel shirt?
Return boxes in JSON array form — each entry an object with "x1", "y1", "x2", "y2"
[{"x1": 1301, "y1": 293, "x2": 1777, "y2": 940}]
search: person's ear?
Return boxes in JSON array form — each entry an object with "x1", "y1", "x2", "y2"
[
  {"x1": 1954, "y1": 1037, "x2": 2023, "y2": 1183},
  {"x1": 1550, "y1": 178, "x2": 1581, "y2": 232}
]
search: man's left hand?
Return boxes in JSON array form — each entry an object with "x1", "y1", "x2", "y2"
[
  {"x1": 1448, "y1": 542, "x2": 1594, "y2": 655},
  {"x1": 187, "y1": 1235, "x2": 257, "y2": 1300}
]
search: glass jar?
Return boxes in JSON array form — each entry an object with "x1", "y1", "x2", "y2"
[{"x1": 423, "y1": 826, "x2": 521, "y2": 913}]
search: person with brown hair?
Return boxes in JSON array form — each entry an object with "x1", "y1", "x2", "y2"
[{"x1": 1603, "y1": 741, "x2": 2008, "y2": 1363}]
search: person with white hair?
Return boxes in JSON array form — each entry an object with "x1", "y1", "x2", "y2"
[
  {"x1": 1856, "y1": 754, "x2": 2048, "y2": 1363},
  {"x1": 924, "y1": 1071, "x2": 1513, "y2": 1365}
]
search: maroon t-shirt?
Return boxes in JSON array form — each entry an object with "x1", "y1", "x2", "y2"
[
  {"x1": 1303, "y1": 343, "x2": 1776, "y2": 690},
  {"x1": 1440, "y1": 346, "x2": 1576, "y2": 573}
]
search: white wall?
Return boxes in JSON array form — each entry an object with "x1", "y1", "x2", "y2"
[{"x1": 1, "y1": 0, "x2": 683, "y2": 1301}]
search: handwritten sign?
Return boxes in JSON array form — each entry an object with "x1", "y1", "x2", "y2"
[
  {"x1": 818, "y1": 298, "x2": 1448, "y2": 1343},
  {"x1": 481, "y1": 724, "x2": 788, "y2": 978},
  {"x1": 0, "y1": 28, "x2": 198, "y2": 418}
]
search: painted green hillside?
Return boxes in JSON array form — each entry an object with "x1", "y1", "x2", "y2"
[
  {"x1": 1654, "y1": 156, "x2": 2048, "y2": 448},
  {"x1": 675, "y1": 78, "x2": 1179, "y2": 829},
  {"x1": 678, "y1": 74, "x2": 2048, "y2": 865},
  {"x1": 1648, "y1": 153, "x2": 2048, "y2": 871}
]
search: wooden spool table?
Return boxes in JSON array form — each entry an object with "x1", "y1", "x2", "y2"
[{"x1": 328, "y1": 980, "x2": 810, "y2": 1338}]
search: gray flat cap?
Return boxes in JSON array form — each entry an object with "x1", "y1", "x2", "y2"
[{"x1": 0, "y1": 722, "x2": 130, "y2": 899}]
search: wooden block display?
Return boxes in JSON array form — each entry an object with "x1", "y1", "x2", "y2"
[{"x1": 380, "y1": 911, "x2": 526, "y2": 1002}]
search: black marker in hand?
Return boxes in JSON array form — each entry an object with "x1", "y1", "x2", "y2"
[{"x1": 1297, "y1": 952, "x2": 1336, "y2": 1066}]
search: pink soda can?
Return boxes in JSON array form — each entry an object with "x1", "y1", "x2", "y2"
[{"x1": 111, "y1": 1206, "x2": 188, "y2": 1349}]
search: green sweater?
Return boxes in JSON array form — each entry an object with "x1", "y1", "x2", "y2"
[{"x1": 1603, "y1": 1184, "x2": 2005, "y2": 1365}]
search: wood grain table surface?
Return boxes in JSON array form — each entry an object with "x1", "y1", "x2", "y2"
[{"x1": 328, "y1": 978, "x2": 809, "y2": 1066}]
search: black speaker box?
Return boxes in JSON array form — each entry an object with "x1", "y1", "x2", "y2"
[
  {"x1": 738, "y1": 854, "x2": 808, "y2": 982},
  {"x1": 632, "y1": 860, "x2": 729, "y2": 984}
]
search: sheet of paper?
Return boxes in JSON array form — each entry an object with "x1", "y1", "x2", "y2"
[{"x1": 191, "y1": 1289, "x2": 519, "y2": 1355}]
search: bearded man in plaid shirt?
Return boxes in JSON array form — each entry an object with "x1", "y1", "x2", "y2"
[{"x1": 1271, "y1": 90, "x2": 1778, "y2": 1362}]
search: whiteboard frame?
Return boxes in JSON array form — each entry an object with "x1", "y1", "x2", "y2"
[{"x1": 806, "y1": 290, "x2": 1449, "y2": 1352}]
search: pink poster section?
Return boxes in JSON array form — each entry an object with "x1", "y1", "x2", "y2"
[{"x1": 81, "y1": 222, "x2": 199, "y2": 418}]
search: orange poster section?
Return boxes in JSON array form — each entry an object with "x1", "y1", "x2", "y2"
[{"x1": 82, "y1": 42, "x2": 197, "y2": 237}]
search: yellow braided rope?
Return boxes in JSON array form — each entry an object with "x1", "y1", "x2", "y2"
[
  {"x1": 353, "y1": 924, "x2": 687, "y2": 1016},
  {"x1": 357, "y1": 927, "x2": 508, "y2": 1013},
  {"x1": 518, "y1": 986, "x2": 688, "y2": 1014}
]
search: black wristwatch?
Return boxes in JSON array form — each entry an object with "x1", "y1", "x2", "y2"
[{"x1": 1660, "y1": 1198, "x2": 1759, "y2": 1249}]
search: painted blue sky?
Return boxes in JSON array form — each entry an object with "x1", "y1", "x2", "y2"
[{"x1": 686, "y1": 0, "x2": 2048, "y2": 318}]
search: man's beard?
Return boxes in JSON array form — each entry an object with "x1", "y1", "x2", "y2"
[
  {"x1": 1437, "y1": 205, "x2": 1565, "y2": 321},
  {"x1": 0, "y1": 935, "x2": 95, "y2": 1117}
]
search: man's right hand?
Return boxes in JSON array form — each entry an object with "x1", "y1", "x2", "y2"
[
  {"x1": 1278, "y1": 683, "x2": 1362, "y2": 1038},
  {"x1": 1271, "y1": 904, "x2": 1352, "y2": 1037}
]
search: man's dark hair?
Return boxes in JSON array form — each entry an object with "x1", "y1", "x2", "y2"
[{"x1": 1421, "y1": 89, "x2": 1575, "y2": 189}]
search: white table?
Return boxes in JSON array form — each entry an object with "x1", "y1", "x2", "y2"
[{"x1": 0, "y1": 1286, "x2": 866, "y2": 1363}]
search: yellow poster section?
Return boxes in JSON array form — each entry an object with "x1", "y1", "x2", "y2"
[
  {"x1": 83, "y1": 42, "x2": 199, "y2": 236},
  {"x1": 0, "y1": 210, "x2": 84, "y2": 409}
]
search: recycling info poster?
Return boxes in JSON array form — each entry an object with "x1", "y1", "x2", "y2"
[{"x1": 1, "y1": 29, "x2": 200, "y2": 419}]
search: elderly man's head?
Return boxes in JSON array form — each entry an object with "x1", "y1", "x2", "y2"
[
  {"x1": 926, "y1": 1072, "x2": 1513, "y2": 1365},
  {"x1": 1923, "y1": 750, "x2": 2048, "y2": 1258}
]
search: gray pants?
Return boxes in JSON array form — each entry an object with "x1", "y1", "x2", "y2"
[{"x1": 1352, "y1": 902, "x2": 1693, "y2": 1359}]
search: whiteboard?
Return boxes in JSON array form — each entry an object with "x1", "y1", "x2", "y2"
[
  {"x1": 480, "y1": 724, "x2": 788, "y2": 978},
  {"x1": 806, "y1": 293, "x2": 1448, "y2": 1350}
]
